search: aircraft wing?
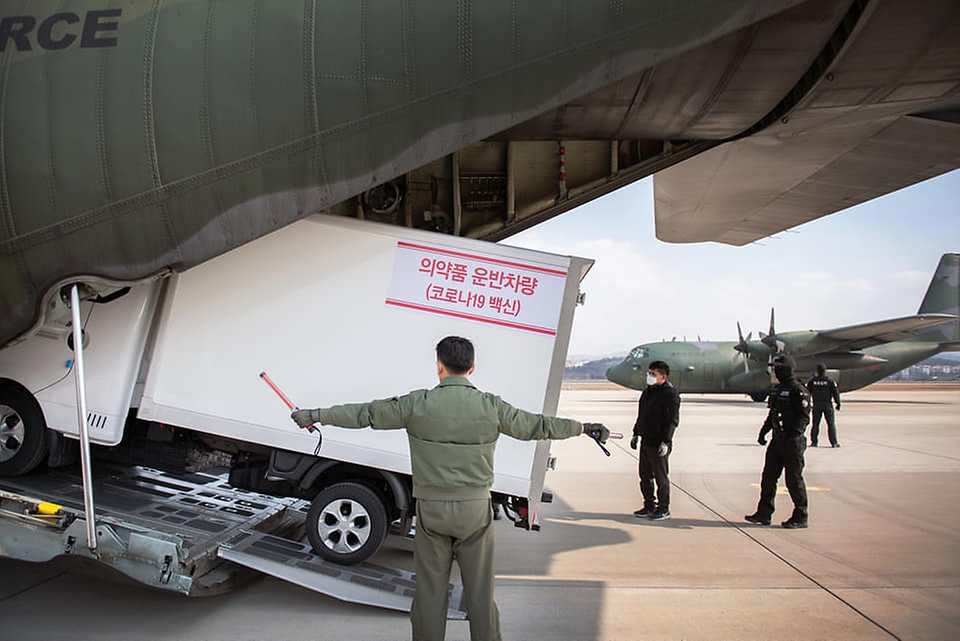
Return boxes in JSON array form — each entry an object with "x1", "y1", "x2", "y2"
[
  {"x1": 654, "y1": 1, "x2": 960, "y2": 246},
  {"x1": 653, "y1": 113, "x2": 960, "y2": 246},
  {"x1": 816, "y1": 314, "x2": 959, "y2": 351}
]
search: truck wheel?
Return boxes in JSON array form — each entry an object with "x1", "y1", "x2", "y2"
[
  {"x1": 306, "y1": 482, "x2": 387, "y2": 565},
  {"x1": 0, "y1": 382, "x2": 49, "y2": 477}
]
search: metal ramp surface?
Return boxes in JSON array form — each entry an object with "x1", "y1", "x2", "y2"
[
  {"x1": 219, "y1": 530, "x2": 468, "y2": 619},
  {"x1": 0, "y1": 465, "x2": 306, "y2": 594}
]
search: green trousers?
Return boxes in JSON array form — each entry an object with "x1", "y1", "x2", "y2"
[{"x1": 412, "y1": 498, "x2": 501, "y2": 641}]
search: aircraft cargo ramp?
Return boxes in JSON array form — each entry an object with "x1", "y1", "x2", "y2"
[
  {"x1": 219, "y1": 530, "x2": 465, "y2": 618},
  {"x1": 0, "y1": 465, "x2": 466, "y2": 618}
]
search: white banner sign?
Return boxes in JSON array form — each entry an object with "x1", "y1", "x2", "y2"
[{"x1": 385, "y1": 241, "x2": 568, "y2": 336}]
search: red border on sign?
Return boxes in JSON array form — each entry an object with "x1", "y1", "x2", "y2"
[
  {"x1": 385, "y1": 299, "x2": 557, "y2": 336},
  {"x1": 397, "y1": 241, "x2": 568, "y2": 277}
]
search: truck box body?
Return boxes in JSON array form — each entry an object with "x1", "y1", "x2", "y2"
[
  {"x1": 1, "y1": 215, "x2": 591, "y2": 505},
  {"x1": 139, "y1": 215, "x2": 591, "y2": 500}
]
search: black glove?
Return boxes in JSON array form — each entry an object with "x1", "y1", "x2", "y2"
[
  {"x1": 630, "y1": 435, "x2": 638, "y2": 450},
  {"x1": 757, "y1": 432, "x2": 767, "y2": 446},
  {"x1": 291, "y1": 408, "x2": 322, "y2": 429},
  {"x1": 835, "y1": 403, "x2": 841, "y2": 411},
  {"x1": 583, "y1": 423, "x2": 610, "y2": 444}
]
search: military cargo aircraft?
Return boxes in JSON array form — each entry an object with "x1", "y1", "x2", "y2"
[
  {"x1": 1, "y1": 1, "x2": 959, "y2": 347},
  {"x1": 605, "y1": 254, "x2": 960, "y2": 400}
]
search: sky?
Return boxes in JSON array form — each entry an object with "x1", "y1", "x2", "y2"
[{"x1": 505, "y1": 169, "x2": 960, "y2": 360}]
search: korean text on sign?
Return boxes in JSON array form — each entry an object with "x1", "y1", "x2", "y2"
[{"x1": 386, "y1": 241, "x2": 568, "y2": 335}]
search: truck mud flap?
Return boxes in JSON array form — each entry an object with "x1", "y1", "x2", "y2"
[{"x1": 218, "y1": 530, "x2": 467, "y2": 620}]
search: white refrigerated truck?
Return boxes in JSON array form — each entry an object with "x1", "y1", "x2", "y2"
[{"x1": 0, "y1": 215, "x2": 592, "y2": 607}]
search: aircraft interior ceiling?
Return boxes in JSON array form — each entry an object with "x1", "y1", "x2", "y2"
[{"x1": 1, "y1": 0, "x2": 959, "y2": 347}]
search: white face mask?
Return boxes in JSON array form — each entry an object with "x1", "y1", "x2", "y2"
[{"x1": 646, "y1": 373, "x2": 658, "y2": 386}]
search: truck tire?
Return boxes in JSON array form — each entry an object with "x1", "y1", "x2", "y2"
[
  {"x1": 0, "y1": 382, "x2": 49, "y2": 477},
  {"x1": 306, "y1": 482, "x2": 387, "y2": 565}
]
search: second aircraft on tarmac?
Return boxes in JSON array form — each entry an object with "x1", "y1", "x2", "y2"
[{"x1": 605, "y1": 254, "x2": 960, "y2": 401}]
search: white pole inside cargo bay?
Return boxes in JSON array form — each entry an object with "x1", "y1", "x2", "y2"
[{"x1": 70, "y1": 284, "x2": 98, "y2": 550}]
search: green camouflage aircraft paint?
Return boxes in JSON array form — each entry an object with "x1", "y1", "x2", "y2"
[
  {"x1": 0, "y1": 0, "x2": 804, "y2": 347},
  {"x1": 605, "y1": 254, "x2": 960, "y2": 400}
]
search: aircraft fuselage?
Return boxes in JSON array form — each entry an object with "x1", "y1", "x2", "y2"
[{"x1": 605, "y1": 340, "x2": 947, "y2": 399}]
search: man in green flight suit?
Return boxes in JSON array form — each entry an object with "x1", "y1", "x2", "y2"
[{"x1": 292, "y1": 335, "x2": 609, "y2": 641}]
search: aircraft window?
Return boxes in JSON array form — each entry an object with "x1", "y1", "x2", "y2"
[{"x1": 629, "y1": 347, "x2": 649, "y2": 359}]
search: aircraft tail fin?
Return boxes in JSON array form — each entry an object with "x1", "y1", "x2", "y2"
[
  {"x1": 917, "y1": 254, "x2": 959, "y2": 343},
  {"x1": 918, "y1": 254, "x2": 960, "y2": 315}
]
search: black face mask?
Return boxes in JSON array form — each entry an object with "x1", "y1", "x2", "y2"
[{"x1": 774, "y1": 366, "x2": 792, "y2": 382}]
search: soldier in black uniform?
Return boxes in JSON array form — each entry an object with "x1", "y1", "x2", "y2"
[
  {"x1": 630, "y1": 360, "x2": 681, "y2": 521},
  {"x1": 745, "y1": 354, "x2": 812, "y2": 529},
  {"x1": 806, "y1": 362, "x2": 841, "y2": 447}
]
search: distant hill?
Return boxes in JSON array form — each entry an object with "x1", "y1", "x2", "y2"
[{"x1": 564, "y1": 357, "x2": 621, "y2": 380}]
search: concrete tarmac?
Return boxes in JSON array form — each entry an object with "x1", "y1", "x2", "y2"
[{"x1": 2, "y1": 384, "x2": 959, "y2": 641}]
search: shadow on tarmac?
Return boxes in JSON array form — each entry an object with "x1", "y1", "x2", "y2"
[{"x1": 547, "y1": 512, "x2": 740, "y2": 530}]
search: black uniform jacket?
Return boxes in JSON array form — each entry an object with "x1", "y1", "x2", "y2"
[
  {"x1": 806, "y1": 374, "x2": 840, "y2": 405},
  {"x1": 633, "y1": 381, "x2": 681, "y2": 445},
  {"x1": 760, "y1": 377, "x2": 811, "y2": 441}
]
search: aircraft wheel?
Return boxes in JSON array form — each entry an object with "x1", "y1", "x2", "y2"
[
  {"x1": 0, "y1": 381, "x2": 49, "y2": 477},
  {"x1": 306, "y1": 482, "x2": 387, "y2": 565},
  {"x1": 749, "y1": 392, "x2": 768, "y2": 403}
]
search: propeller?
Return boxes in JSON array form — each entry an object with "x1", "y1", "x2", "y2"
[
  {"x1": 733, "y1": 322, "x2": 752, "y2": 373},
  {"x1": 758, "y1": 307, "x2": 787, "y2": 369},
  {"x1": 759, "y1": 308, "x2": 779, "y2": 354}
]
